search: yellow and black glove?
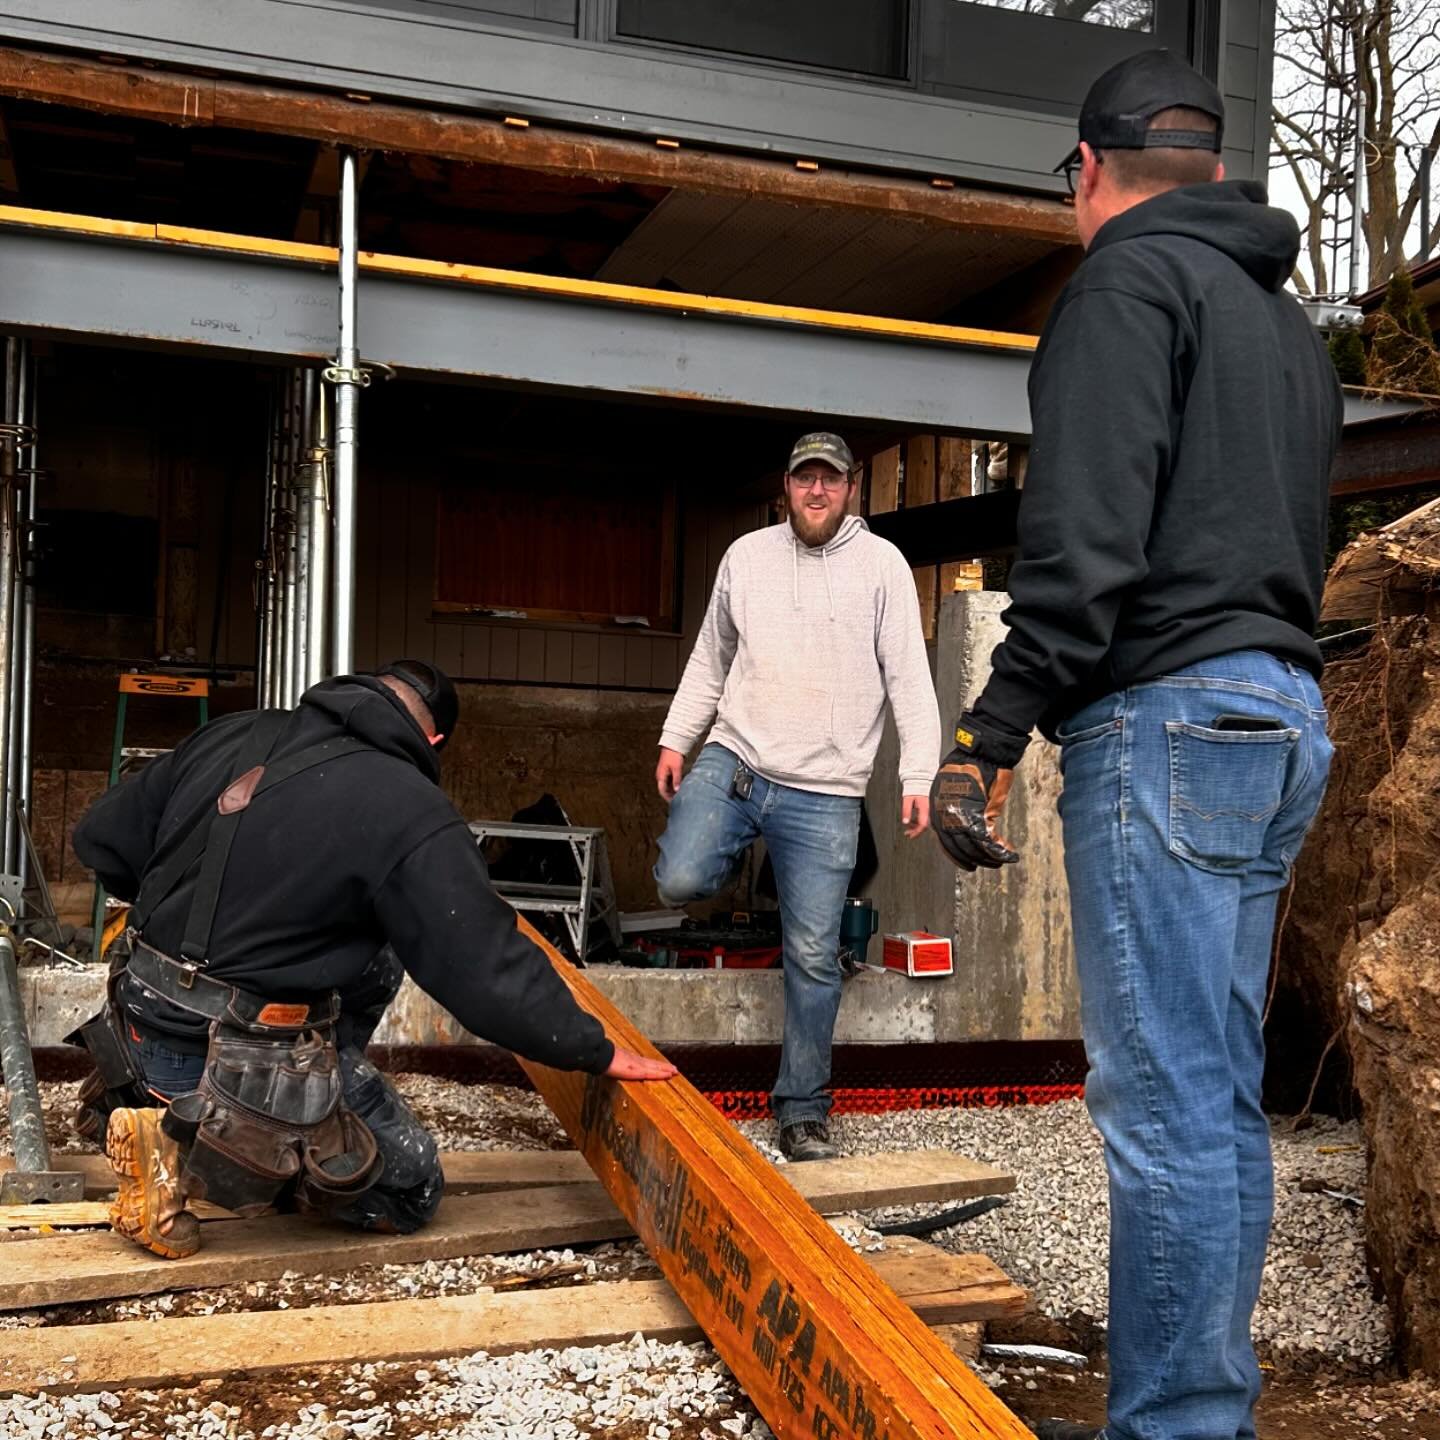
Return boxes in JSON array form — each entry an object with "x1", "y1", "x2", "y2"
[{"x1": 929, "y1": 713, "x2": 1022, "y2": 871}]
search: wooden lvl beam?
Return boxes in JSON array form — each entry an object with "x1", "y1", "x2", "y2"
[
  {"x1": 516, "y1": 920, "x2": 1032, "y2": 1440},
  {"x1": 0, "y1": 48, "x2": 1076, "y2": 246},
  {"x1": 1, "y1": 1238, "x2": 1023, "y2": 1396}
]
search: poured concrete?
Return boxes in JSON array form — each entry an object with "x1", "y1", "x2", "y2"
[
  {"x1": 867, "y1": 591, "x2": 1080, "y2": 1041},
  {"x1": 23, "y1": 961, "x2": 996, "y2": 1051}
]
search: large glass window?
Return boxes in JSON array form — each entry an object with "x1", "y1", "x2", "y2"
[
  {"x1": 614, "y1": 0, "x2": 911, "y2": 79},
  {"x1": 950, "y1": 0, "x2": 1153, "y2": 31}
]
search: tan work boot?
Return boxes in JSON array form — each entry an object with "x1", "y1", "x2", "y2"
[{"x1": 105, "y1": 1107, "x2": 200, "y2": 1259}]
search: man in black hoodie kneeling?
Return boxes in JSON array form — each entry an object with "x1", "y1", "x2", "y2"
[
  {"x1": 929, "y1": 52, "x2": 1342, "y2": 1440},
  {"x1": 70, "y1": 661, "x2": 673, "y2": 1258}
]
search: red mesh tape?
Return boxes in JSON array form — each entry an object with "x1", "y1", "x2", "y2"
[{"x1": 703, "y1": 1082, "x2": 1085, "y2": 1121}]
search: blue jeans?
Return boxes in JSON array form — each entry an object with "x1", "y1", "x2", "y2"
[
  {"x1": 1057, "y1": 651, "x2": 1332, "y2": 1440},
  {"x1": 654, "y1": 744, "x2": 861, "y2": 1127}
]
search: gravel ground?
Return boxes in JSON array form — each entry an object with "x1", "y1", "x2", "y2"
[{"x1": 0, "y1": 1075, "x2": 1428, "y2": 1439}]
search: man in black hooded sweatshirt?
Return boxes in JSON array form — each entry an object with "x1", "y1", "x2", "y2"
[
  {"x1": 71, "y1": 661, "x2": 673, "y2": 1259},
  {"x1": 928, "y1": 52, "x2": 1342, "y2": 1440}
]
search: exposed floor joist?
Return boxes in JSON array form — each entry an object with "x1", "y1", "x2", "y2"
[
  {"x1": 0, "y1": 47, "x2": 1075, "y2": 243},
  {"x1": 0, "y1": 47, "x2": 1076, "y2": 245},
  {"x1": 2, "y1": 1238, "x2": 1024, "y2": 1396},
  {"x1": 517, "y1": 920, "x2": 1032, "y2": 1440}
]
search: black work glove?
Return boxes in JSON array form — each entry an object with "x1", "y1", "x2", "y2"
[{"x1": 929, "y1": 713, "x2": 1023, "y2": 871}]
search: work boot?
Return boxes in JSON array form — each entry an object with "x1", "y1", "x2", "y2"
[
  {"x1": 778, "y1": 1120, "x2": 838, "y2": 1162},
  {"x1": 105, "y1": 1107, "x2": 200, "y2": 1259},
  {"x1": 1033, "y1": 1421, "x2": 1105, "y2": 1439}
]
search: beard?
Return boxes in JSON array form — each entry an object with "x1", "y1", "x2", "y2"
[{"x1": 787, "y1": 494, "x2": 847, "y2": 549}]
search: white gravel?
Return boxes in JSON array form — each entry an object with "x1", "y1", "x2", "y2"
[
  {"x1": 741, "y1": 1100, "x2": 1389, "y2": 1372},
  {"x1": 0, "y1": 1077, "x2": 1401, "y2": 1437}
]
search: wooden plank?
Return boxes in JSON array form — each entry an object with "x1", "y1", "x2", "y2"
[
  {"x1": 904, "y1": 437, "x2": 937, "y2": 509},
  {"x1": 938, "y1": 437, "x2": 973, "y2": 501},
  {"x1": 0, "y1": 1152, "x2": 1013, "y2": 1309},
  {"x1": 869, "y1": 446, "x2": 901, "y2": 516},
  {"x1": 0, "y1": 1186, "x2": 630, "y2": 1311},
  {"x1": 912, "y1": 565, "x2": 939, "y2": 643},
  {"x1": 0, "y1": 1200, "x2": 236, "y2": 1231},
  {"x1": 1, "y1": 1147, "x2": 1011, "y2": 1205},
  {"x1": 0, "y1": 1239, "x2": 1023, "y2": 1396},
  {"x1": 514, "y1": 919, "x2": 1032, "y2": 1440},
  {"x1": 0, "y1": 50, "x2": 1076, "y2": 246}
]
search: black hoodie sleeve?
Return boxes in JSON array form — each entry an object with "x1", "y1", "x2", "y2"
[
  {"x1": 372, "y1": 819, "x2": 615, "y2": 1074},
  {"x1": 72, "y1": 748, "x2": 182, "y2": 901},
  {"x1": 972, "y1": 285, "x2": 1183, "y2": 746}
]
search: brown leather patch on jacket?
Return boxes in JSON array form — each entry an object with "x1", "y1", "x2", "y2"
[
  {"x1": 256, "y1": 1002, "x2": 310, "y2": 1028},
  {"x1": 218, "y1": 765, "x2": 266, "y2": 815}
]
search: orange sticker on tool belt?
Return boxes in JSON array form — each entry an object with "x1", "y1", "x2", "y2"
[{"x1": 256, "y1": 1003, "x2": 310, "y2": 1027}]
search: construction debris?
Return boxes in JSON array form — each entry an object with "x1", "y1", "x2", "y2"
[{"x1": 1274, "y1": 498, "x2": 1440, "y2": 1373}]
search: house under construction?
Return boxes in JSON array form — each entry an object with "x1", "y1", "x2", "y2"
[{"x1": 0, "y1": 1, "x2": 1284, "y2": 1050}]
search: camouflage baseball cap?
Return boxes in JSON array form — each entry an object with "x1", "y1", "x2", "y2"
[{"x1": 787, "y1": 432, "x2": 855, "y2": 475}]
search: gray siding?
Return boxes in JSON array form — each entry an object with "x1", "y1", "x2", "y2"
[
  {"x1": 1218, "y1": 0, "x2": 1275, "y2": 181},
  {"x1": 0, "y1": 0, "x2": 1267, "y2": 195}
]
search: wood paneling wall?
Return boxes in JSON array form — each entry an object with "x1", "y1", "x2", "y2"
[{"x1": 354, "y1": 465, "x2": 771, "y2": 688}]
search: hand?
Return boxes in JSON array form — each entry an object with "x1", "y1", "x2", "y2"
[
  {"x1": 605, "y1": 1045, "x2": 679, "y2": 1082},
  {"x1": 929, "y1": 752, "x2": 1019, "y2": 871},
  {"x1": 900, "y1": 794, "x2": 929, "y2": 838},
  {"x1": 656, "y1": 747, "x2": 685, "y2": 802}
]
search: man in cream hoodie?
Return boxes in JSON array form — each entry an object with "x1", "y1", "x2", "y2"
[{"x1": 654, "y1": 431, "x2": 942, "y2": 1160}]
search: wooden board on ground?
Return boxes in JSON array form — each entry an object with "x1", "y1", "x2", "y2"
[
  {"x1": 0, "y1": 1150, "x2": 1012, "y2": 1308},
  {"x1": 1, "y1": 1237, "x2": 1023, "y2": 1396},
  {"x1": 3, "y1": 1146, "x2": 1010, "y2": 1204},
  {"x1": 0, "y1": 1199, "x2": 236, "y2": 1231},
  {"x1": 514, "y1": 917, "x2": 1033, "y2": 1440}
]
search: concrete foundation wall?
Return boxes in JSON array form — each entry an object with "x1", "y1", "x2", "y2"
[
  {"x1": 868, "y1": 591, "x2": 1079, "y2": 1041},
  {"x1": 20, "y1": 962, "x2": 1045, "y2": 1051}
]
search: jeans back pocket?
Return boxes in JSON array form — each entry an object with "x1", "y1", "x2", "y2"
[{"x1": 1166, "y1": 721, "x2": 1299, "y2": 872}]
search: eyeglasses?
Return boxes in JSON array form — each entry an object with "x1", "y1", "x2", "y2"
[
  {"x1": 1061, "y1": 151, "x2": 1102, "y2": 197},
  {"x1": 788, "y1": 472, "x2": 851, "y2": 493}
]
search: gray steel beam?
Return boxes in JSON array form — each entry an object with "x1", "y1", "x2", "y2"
[
  {"x1": 0, "y1": 225, "x2": 1038, "y2": 439},
  {"x1": 0, "y1": 224, "x2": 1405, "y2": 440}
]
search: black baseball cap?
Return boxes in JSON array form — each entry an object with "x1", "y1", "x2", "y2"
[
  {"x1": 376, "y1": 659, "x2": 459, "y2": 747},
  {"x1": 787, "y1": 432, "x2": 855, "y2": 475},
  {"x1": 1056, "y1": 49, "x2": 1225, "y2": 174}
]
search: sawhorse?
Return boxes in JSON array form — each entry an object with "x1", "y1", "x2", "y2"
[{"x1": 91, "y1": 673, "x2": 210, "y2": 962}]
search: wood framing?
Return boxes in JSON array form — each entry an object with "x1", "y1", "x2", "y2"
[
  {"x1": 516, "y1": 921, "x2": 1032, "y2": 1440},
  {"x1": 2, "y1": 1239, "x2": 1024, "y2": 1396},
  {"x1": 0, "y1": 47, "x2": 1076, "y2": 246},
  {"x1": 0, "y1": 1146, "x2": 1013, "y2": 1207},
  {"x1": 0, "y1": 1151, "x2": 1014, "y2": 1309}
]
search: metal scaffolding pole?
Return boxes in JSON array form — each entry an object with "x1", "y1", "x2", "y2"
[
  {"x1": 293, "y1": 369, "x2": 314, "y2": 700},
  {"x1": 0, "y1": 341, "x2": 19, "y2": 879},
  {"x1": 278, "y1": 370, "x2": 300, "y2": 709},
  {"x1": 3, "y1": 343, "x2": 24, "y2": 873},
  {"x1": 306, "y1": 377, "x2": 331, "y2": 687},
  {"x1": 14, "y1": 346, "x2": 36, "y2": 889},
  {"x1": 255, "y1": 383, "x2": 279, "y2": 710},
  {"x1": 330, "y1": 150, "x2": 361, "y2": 677}
]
